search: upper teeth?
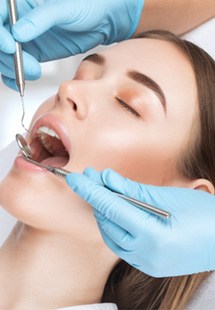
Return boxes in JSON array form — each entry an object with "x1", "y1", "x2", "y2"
[{"x1": 37, "y1": 126, "x2": 60, "y2": 139}]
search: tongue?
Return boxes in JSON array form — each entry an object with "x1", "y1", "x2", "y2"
[{"x1": 41, "y1": 156, "x2": 68, "y2": 167}]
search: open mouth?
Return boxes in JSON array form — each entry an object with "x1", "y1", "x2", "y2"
[{"x1": 30, "y1": 126, "x2": 70, "y2": 168}]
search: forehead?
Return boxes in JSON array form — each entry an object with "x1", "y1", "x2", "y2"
[{"x1": 101, "y1": 38, "x2": 194, "y2": 82}]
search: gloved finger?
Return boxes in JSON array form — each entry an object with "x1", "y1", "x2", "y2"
[
  {"x1": 0, "y1": 50, "x2": 41, "y2": 80},
  {"x1": 0, "y1": 0, "x2": 8, "y2": 20},
  {"x1": 1, "y1": 75, "x2": 18, "y2": 91},
  {"x1": 0, "y1": 24, "x2": 15, "y2": 54},
  {"x1": 0, "y1": 52, "x2": 14, "y2": 71},
  {"x1": 83, "y1": 167, "x2": 103, "y2": 184},
  {"x1": 13, "y1": 0, "x2": 92, "y2": 43},
  {"x1": 66, "y1": 172, "x2": 150, "y2": 233},
  {"x1": 0, "y1": 60, "x2": 15, "y2": 79},
  {"x1": 94, "y1": 209, "x2": 133, "y2": 250},
  {"x1": 97, "y1": 221, "x2": 150, "y2": 274},
  {"x1": 101, "y1": 168, "x2": 147, "y2": 199}
]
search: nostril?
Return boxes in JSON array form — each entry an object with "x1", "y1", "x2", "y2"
[
  {"x1": 67, "y1": 98, "x2": 77, "y2": 111},
  {"x1": 73, "y1": 103, "x2": 77, "y2": 111}
]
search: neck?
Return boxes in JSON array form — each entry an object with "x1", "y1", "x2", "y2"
[{"x1": 0, "y1": 222, "x2": 118, "y2": 309}]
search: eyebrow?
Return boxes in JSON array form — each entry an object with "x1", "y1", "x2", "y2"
[
  {"x1": 127, "y1": 70, "x2": 167, "y2": 113},
  {"x1": 82, "y1": 53, "x2": 167, "y2": 113},
  {"x1": 82, "y1": 53, "x2": 105, "y2": 65}
]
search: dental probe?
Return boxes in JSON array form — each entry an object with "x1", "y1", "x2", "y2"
[
  {"x1": 8, "y1": 0, "x2": 25, "y2": 97},
  {"x1": 8, "y1": 0, "x2": 28, "y2": 132},
  {"x1": 15, "y1": 134, "x2": 171, "y2": 218}
]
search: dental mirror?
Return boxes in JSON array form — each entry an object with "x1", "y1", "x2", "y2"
[
  {"x1": 15, "y1": 133, "x2": 70, "y2": 177},
  {"x1": 16, "y1": 134, "x2": 32, "y2": 158}
]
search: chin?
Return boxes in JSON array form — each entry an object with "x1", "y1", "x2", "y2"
[{"x1": 0, "y1": 166, "x2": 99, "y2": 241}]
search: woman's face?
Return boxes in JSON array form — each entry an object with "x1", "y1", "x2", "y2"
[{"x1": 0, "y1": 38, "x2": 198, "y2": 237}]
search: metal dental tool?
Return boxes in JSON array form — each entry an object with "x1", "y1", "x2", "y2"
[
  {"x1": 8, "y1": 0, "x2": 28, "y2": 132},
  {"x1": 16, "y1": 134, "x2": 32, "y2": 158},
  {"x1": 15, "y1": 134, "x2": 171, "y2": 219},
  {"x1": 15, "y1": 134, "x2": 69, "y2": 177}
]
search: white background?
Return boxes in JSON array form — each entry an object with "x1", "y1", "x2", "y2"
[{"x1": 0, "y1": 18, "x2": 215, "y2": 246}]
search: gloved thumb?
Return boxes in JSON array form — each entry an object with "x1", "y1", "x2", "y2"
[
  {"x1": 0, "y1": 23, "x2": 16, "y2": 53},
  {"x1": 101, "y1": 168, "x2": 153, "y2": 202},
  {"x1": 13, "y1": 0, "x2": 79, "y2": 42}
]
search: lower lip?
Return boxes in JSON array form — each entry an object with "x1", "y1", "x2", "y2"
[{"x1": 14, "y1": 156, "x2": 47, "y2": 173}]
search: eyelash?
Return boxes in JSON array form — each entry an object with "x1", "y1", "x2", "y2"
[{"x1": 115, "y1": 97, "x2": 141, "y2": 118}]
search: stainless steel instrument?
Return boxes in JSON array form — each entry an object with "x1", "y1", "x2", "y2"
[{"x1": 8, "y1": 0, "x2": 25, "y2": 98}]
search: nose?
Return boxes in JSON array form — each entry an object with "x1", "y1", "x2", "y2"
[{"x1": 57, "y1": 80, "x2": 88, "y2": 120}]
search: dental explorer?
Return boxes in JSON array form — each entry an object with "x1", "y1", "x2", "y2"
[
  {"x1": 8, "y1": 0, "x2": 28, "y2": 131},
  {"x1": 15, "y1": 134, "x2": 171, "y2": 219}
]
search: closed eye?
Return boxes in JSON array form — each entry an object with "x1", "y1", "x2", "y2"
[{"x1": 115, "y1": 97, "x2": 141, "y2": 118}]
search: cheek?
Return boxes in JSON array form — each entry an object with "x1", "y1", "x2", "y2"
[
  {"x1": 104, "y1": 140, "x2": 177, "y2": 185},
  {"x1": 71, "y1": 122, "x2": 178, "y2": 185},
  {"x1": 0, "y1": 169, "x2": 100, "y2": 242}
]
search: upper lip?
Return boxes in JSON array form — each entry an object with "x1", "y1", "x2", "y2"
[{"x1": 30, "y1": 113, "x2": 71, "y2": 153}]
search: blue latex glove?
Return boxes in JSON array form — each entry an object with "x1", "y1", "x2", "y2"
[
  {"x1": 0, "y1": 0, "x2": 144, "y2": 91},
  {"x1": 66, "y1": 167, "x2": 215, "y2": 277}
]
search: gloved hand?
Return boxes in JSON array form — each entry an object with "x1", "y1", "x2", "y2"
[
  {"x1": 66, "y1": 167, "x2": 215, "y2": 277},
  {"x1": 0, "y1": 0, "x2": 144, "y2": 91}
]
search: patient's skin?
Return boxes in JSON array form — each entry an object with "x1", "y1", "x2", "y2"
[{"x1": 0, "y1": 38, "x2": 210, "y2": 308}]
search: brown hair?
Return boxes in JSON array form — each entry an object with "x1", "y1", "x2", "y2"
[{"x1": 102, "y1": 30, "x2": 215, "y2": 309}]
